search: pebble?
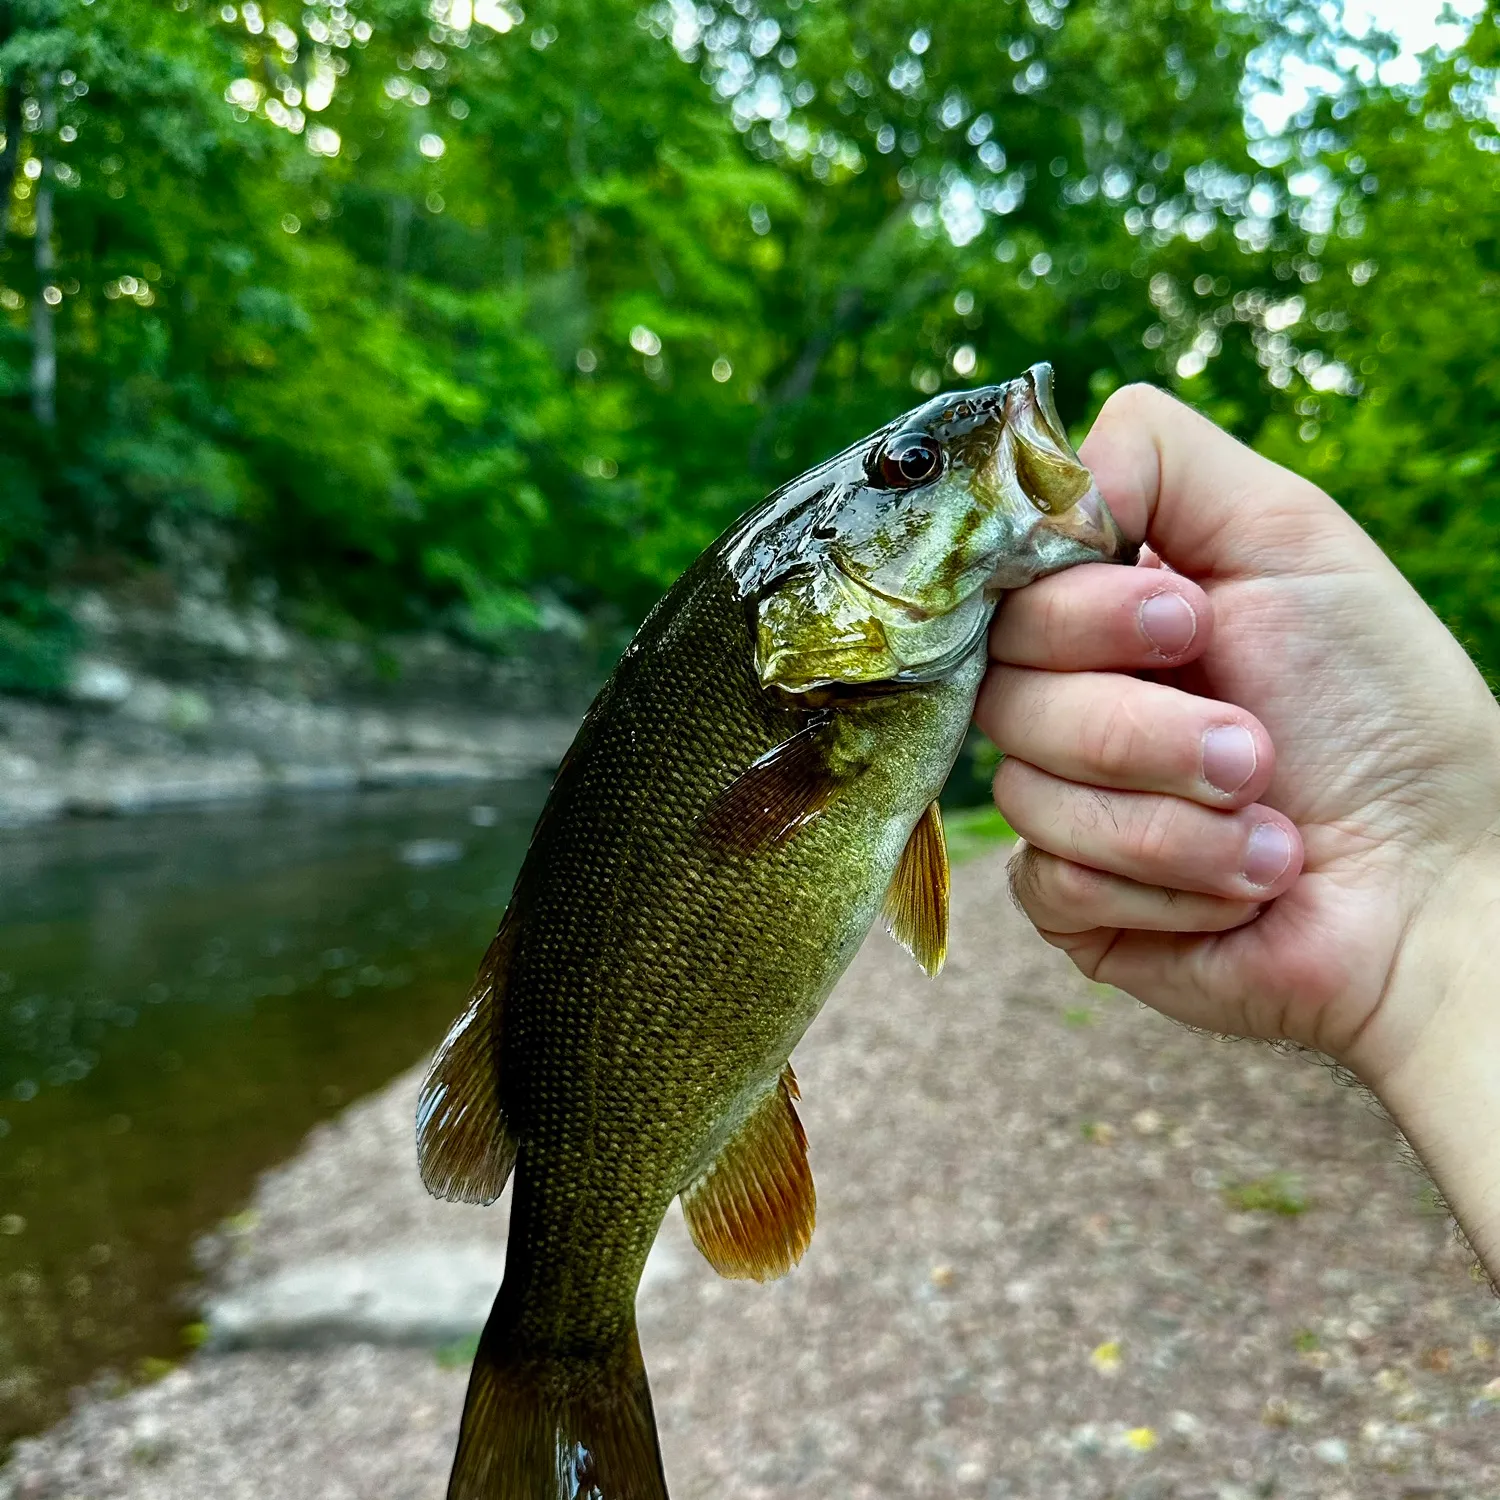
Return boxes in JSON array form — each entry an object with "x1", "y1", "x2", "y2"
[
  {"x1": 5, "y1": 855, "x2": 1500, "y2": 1499},
  {"x1": 1313, "y1": 1436, "x2": 1350, "y2": 1465}
]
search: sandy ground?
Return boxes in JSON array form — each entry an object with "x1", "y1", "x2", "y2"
[{"x1": 5, "y1": 847, "x2": 1500, "y2": 1500}]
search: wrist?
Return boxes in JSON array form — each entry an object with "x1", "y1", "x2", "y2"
[{"x1": 1354, "y1": 848, "x2": 1500, "y2": 1272}]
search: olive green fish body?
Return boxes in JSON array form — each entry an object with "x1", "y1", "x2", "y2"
[
  {"x1": 417, "y1": 365, "x2": 1133, "y2": 1499},
  {"x1": 498, "y1": 551, "x2": 981, "y2": 1349}
]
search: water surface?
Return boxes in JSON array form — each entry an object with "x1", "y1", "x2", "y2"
[{"x1": 0, "y1": 781, "x2": 548, "y2": 1450}]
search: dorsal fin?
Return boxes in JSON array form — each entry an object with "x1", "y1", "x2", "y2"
[
  {"x1": 883, "y1": 800, "x2": 949, "y2": 977},
  {"x1": 680, "y1": 1065, "x2": 815, "y2": 1282},
  {"x1": 416, "y1": 912, "x2": 519, "y2": 1204},
  {"x1": 699, "y1": 722, "x2": 841, "y2": 854}
]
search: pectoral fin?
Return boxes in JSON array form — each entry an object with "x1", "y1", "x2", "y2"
[
  {"x1": 681, "y1": 1065, "x2": 815, "y2": 1282},
  {"x1": 883, "y1": 800, "x2": 949, "y2": 977},
  {"x1": 416, "y1": 912, "x2": 518, "y2": 1204},
  {"x1": 700, "y1": 721, "x2": 841, "y2": 854}
]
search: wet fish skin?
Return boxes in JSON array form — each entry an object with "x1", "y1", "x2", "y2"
[{"x1": 416, "y1": 364, "x2": 1133, "y2": 1500}]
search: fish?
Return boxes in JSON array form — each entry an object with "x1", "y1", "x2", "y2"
[{"x1": 416, "y1": 363, "x2": 1134, "y2": 1499}]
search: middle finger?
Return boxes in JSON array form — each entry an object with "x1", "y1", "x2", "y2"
[{"x1": 976, "y1": 666, "x2": 1275, "y2": 809}]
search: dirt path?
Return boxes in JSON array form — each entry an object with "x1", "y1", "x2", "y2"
[{"x1": 5, "y1": 847, "x2": 1499, "y2": 1499}]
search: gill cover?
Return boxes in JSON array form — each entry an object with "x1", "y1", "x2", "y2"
[{"x1": 726, "y1": 364, "x2": 1130, "y2": 696}]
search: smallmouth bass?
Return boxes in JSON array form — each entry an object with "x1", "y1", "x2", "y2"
[{"x1": 417, "y1": 364, "x2": 1134, "y2": 1498}]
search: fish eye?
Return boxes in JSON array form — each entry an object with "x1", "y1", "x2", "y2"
[{"x1": 873, "y1": 434, "x2": 943, "y2": 490}]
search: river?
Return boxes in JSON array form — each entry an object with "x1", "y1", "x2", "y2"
[{"x1": 0, "y1": 781, "x2": 548, "y2": 1451}]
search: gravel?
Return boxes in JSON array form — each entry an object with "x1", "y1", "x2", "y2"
[{"x1": 6, "y1": 847, "x2": 1500, "y2": 1499}]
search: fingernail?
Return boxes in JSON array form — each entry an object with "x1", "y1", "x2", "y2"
[
  {"x1": 1138, "y1": 590, "x2": 1197, "y2": 657},
  {"x1": 1201, "y1": 725, "x2": 1257, "y2": 795},
  {"x1": 1242, "y1": 822, "x2": 1292, "y2": 888}
]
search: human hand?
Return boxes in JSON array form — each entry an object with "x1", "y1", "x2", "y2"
[{"x1": 976, "y1": 384, "x2": 1500, "y2": 1098}]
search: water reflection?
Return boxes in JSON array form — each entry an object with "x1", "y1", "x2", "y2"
[{"x1": 0, "y1": 782, "x2": 547, "y2": 1450}]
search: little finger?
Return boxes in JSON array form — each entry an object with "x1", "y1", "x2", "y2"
[{"x1": 1006, "y1": 842, "x2": 1263, "y2": 935}]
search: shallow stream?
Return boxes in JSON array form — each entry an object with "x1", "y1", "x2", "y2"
[{"x1": 0, "y1": 781, "x2": 547, "y2": 1450}]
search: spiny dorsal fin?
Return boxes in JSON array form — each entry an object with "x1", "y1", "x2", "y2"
[
  {"x1": 416, "y1": 913, "x2": 518, "y2": 1204},
  {"x1": 883, "y1": 800, "x2": 949, "y2": 977},
  {"x1": 680, "y1": 1064, "x2": 815, "y2": 1282},
  {"x1": 699, "y1": 721, "x2": 840, "y2": 854}
]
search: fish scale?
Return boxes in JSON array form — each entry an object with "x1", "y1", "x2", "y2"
[
  {"x1": 416, "y1": 365, "x2": 1133, "y2": 1499},
  {"x1": 501, "y1": 559, "x2": 963, "y2": 1314}
]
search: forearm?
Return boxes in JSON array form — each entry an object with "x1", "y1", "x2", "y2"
[{"x1": 1361, "y1": 853, "x2": 1500, "y2": 1280}]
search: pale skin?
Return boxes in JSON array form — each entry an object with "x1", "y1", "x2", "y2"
[{"x1": 977, "y1": 384, "x2": 1500, "y2": 1277}]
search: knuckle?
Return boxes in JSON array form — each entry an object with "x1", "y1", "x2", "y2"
[
  {"x1": 1131, "y1": 795, "x2": 1187, "y2": 867},
  {"x1": 1034, "y1": 581, "x2": 1075, "y2": 646},
  {"x1": 1070, "y1": 789, "x2": 1118, "y2": 846},
  {"x1": 992, "y1": 754, "x2": 1031, "y2": 811},
  {"x1": 1006, "y1": 843, "x2": 1046, "y2": 916},
  {"x1": 1080, "y1": 692, "x2": 1151, "y2": 783},
  {"x1": 1052, "y1": 856, "x2": 1106, "y2": 908},
  {"x1": 1099, "y1": 382, "x2": 1171, "y2": 426}
]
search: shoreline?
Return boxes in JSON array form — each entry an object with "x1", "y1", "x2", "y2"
[
  {"x1": 0, "y1": 689, "x2": 579, "y2": 826},
  {"x1": 6, "y1": 851, "x2": 1500, "y2": 1497},
  {"x1": 0, "y1": 590, "x2": 600, "y2": 827}
]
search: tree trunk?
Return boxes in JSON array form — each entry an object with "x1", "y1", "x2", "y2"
[
  {"x1": 31, "y1": 70, "x2": 55, "y2": 426},
  {"x1": 0, "y1": 2, "x2": 22, "y2": 251}
]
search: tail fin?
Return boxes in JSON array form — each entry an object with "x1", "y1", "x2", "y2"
[{"x1": 447, "y1": 1305, "x2": 668, "y2": 1500}]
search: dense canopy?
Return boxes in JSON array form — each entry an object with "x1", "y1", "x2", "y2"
[{"x1": 0, "y1": 0, "x2": 1497, "y2": 690}]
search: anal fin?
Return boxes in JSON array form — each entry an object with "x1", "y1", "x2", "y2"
[
  {"x1": 416, "y1": 912, "x2": 519, "y2": 1204},
  {"x1": 883, "y1": 800, "x2": 950, "y2": 977},
  {"x1": 681, "y1": 1065, "x2": 814, "y2": 1282}
]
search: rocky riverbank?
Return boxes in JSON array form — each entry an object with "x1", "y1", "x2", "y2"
[
  {"x1": 5, "y1": 849, "x2": 1500, "y2": 1499},
  {"x1": 0, "y1": 687, "x2": 578, "y2": 824},
  {"x1": 0, "y1": 588, "x2": 598, "y2": 824}
]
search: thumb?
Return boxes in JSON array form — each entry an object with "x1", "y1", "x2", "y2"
[{"x1": 1077, "y1": 384, "x2": 1381, "y2": 580}]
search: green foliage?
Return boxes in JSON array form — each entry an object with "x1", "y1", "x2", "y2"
[
  {"x1": 942, "y1": 802, "x2": 1015, "y2": 864},
  {"x1": 1244, "y1": 40, "x2": 1500, "y2": 679},
  {"x1": 434, "y1": 1332, "x2": 481, "y2": 1369},
  {"x1": 1153, "y1": 5, "x2": 1500, "y2": 677},
  {"x1": 0, "y1": 599, "x2": 71, "y2": 693},
  {"x1": 0, "y1": 0, "x2": 1495, "y2": 688},
  {"x1": 1222, "y1": 1171, "x2": 1308, "y2": 1216}
]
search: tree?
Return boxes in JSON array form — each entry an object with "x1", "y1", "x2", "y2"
[{"x1": 0, "y1": 0, "x2": 1495, "y2": 694}]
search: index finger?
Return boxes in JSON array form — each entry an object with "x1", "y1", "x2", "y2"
[{"x1": 989, "y1": 561, "x2": 1211, "y2": 671}]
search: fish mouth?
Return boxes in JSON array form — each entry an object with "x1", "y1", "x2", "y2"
[
  {"x1": 1039, "y1": 481, "x2": 1137, "y2": 566},
  {"x1": 987, "y1": 363, "x2": 1136, "y2": 584}
]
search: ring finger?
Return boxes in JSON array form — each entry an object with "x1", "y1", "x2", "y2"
[{"x1": 996, "y1": 758, "x2": 1303, "y2": 901}]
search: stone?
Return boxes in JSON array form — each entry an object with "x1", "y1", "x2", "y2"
[
  {"x1": 1313, "y1": 1437, "x2": 1350, "y2": 1465},
  {"x1": 202, "y1": 1238, "x2": 682, "y2": 1351},
  {"x1": 68, "y1": 658, "x2": 133, "y2": 706},
  {"x1": 398, "y1": 839, "x2": 465, "y2": 867},
  {"x1": 203, "y1": 1248, "x2": 507, "y2": 1351}
]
